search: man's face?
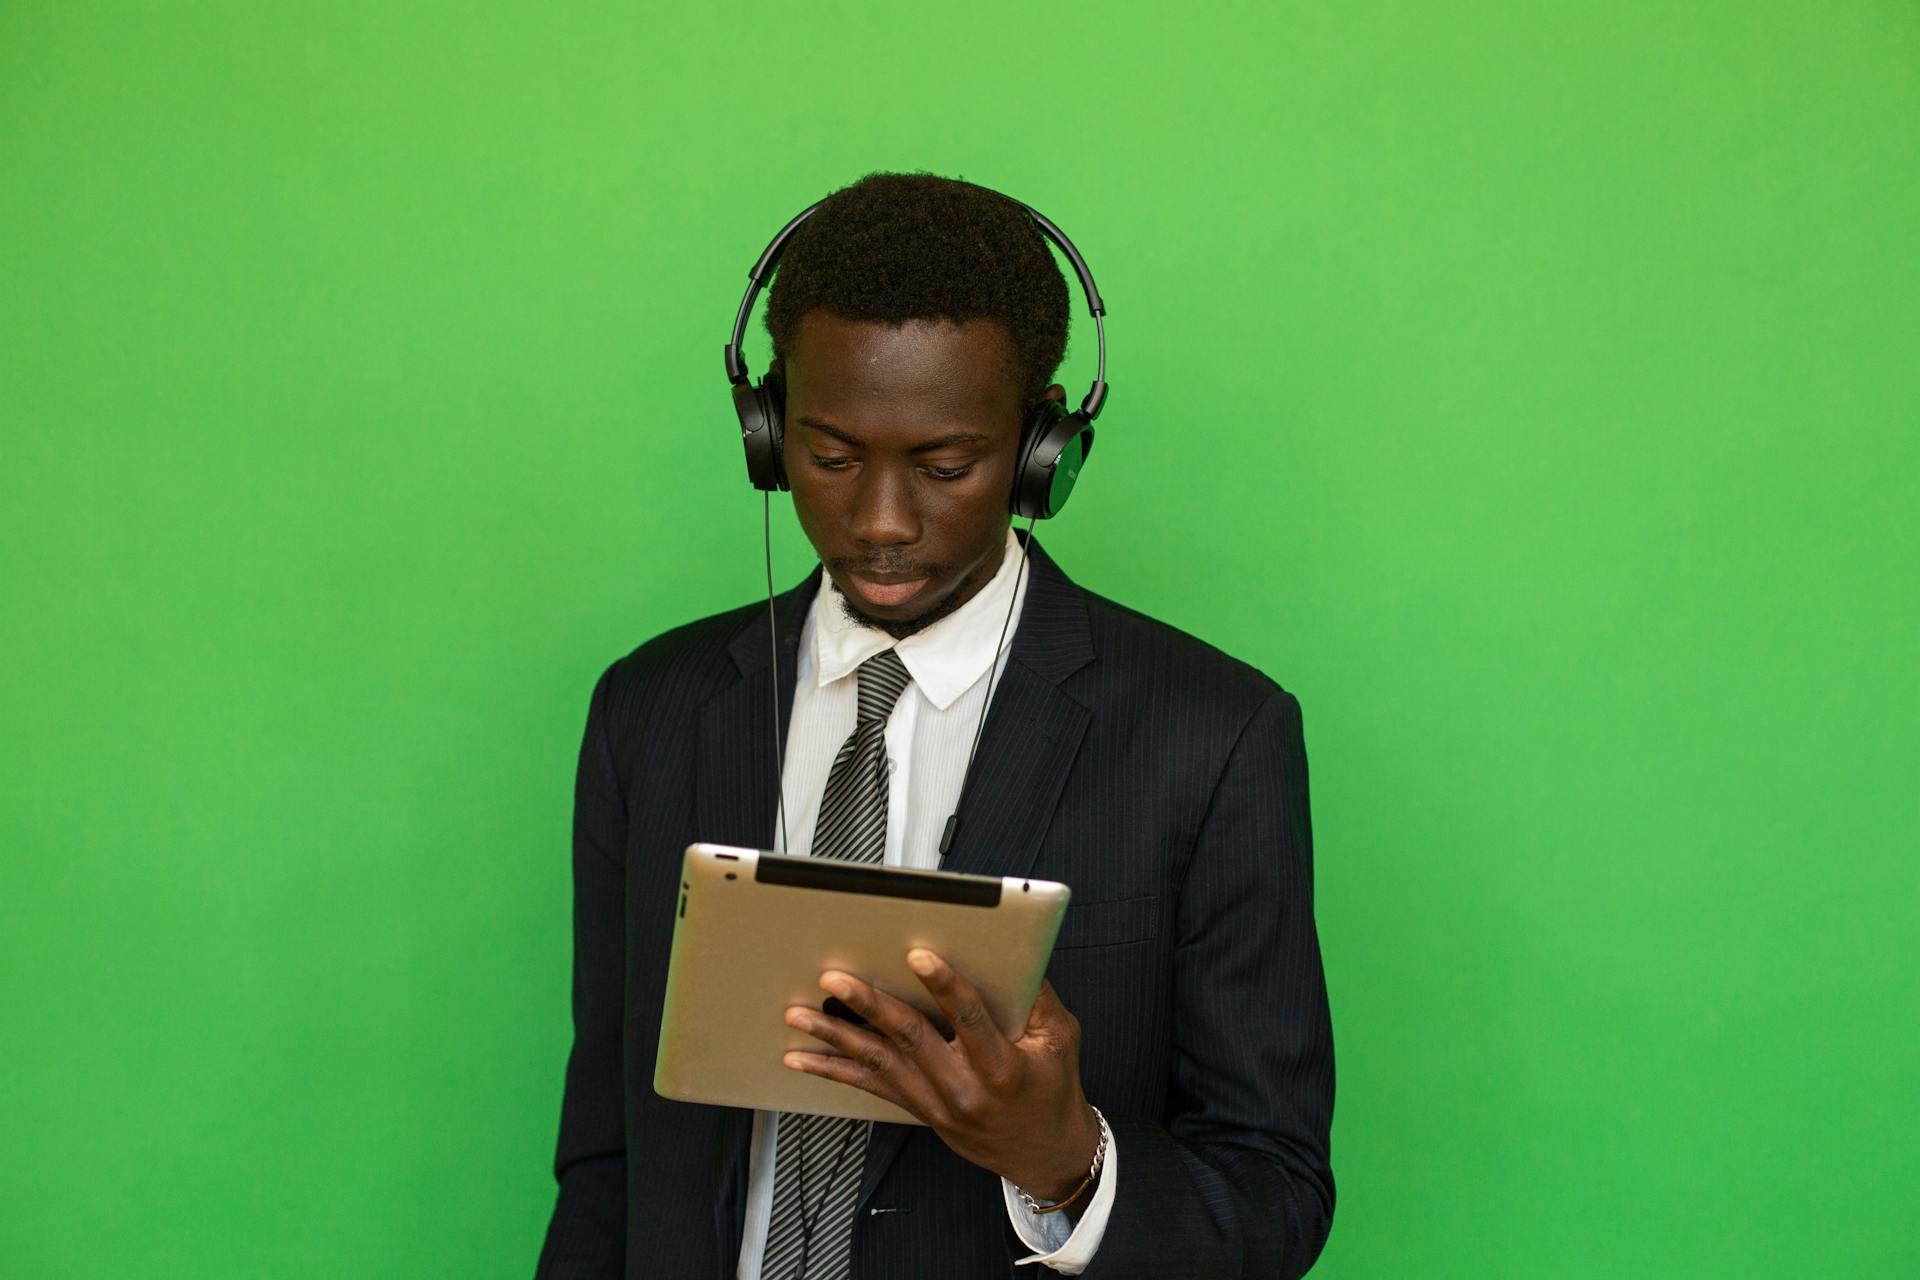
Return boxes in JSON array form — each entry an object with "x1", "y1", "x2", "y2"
[{"x1": 780, "y1": 311, "x2": 1060, "y2": 639}]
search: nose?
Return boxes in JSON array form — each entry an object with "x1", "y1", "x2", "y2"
[{"x1": 848, "y1": 463, "x2": 921, "y2": 548}]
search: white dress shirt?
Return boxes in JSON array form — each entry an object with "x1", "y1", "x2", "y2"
[{"x1": 733, "y1": 527, "x2": 1118, "y2": 1277}]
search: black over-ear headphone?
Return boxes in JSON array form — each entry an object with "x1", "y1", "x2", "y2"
[{"x1": 723, "y1": 191, "x2": 1109, "y2": 520}]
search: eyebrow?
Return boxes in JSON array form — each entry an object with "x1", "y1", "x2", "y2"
[{"x1": 794, "y1": 416, "x2": 992, "y2": 453}]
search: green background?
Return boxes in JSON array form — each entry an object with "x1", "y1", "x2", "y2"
[{"x1": 3, "y1": 2, "x2": 1914, "y2": 1275}]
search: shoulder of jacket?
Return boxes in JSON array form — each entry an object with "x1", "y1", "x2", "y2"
[
  {"x1": 595, "y1": 598, "x2": 764, "y2": 710},
  {"x1": 1074, "y1": 585, "x2": 1298, "y2": 718}
]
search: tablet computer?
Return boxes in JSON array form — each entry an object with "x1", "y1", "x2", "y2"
[{"x1": 653, "y1": 842, "x2": 1072, "y2": 1124}]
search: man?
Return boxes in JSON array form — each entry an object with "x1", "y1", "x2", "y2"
[{"x1": 536, "y1": 173, "x2": 1334, "y2": 1279}]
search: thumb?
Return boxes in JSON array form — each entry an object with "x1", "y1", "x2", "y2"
[{"x1": 1025, "y1": 979, "x2": 1075, "y2": 1035}]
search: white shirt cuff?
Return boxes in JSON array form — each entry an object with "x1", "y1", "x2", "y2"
[{"x1": 999, "y1": 1112, "x2": 1118, "y2": 1274}]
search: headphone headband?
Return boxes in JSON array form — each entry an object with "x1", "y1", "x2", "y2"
[{"x1": 723, "y1": 193, "x2": 1109, "y2": 423}]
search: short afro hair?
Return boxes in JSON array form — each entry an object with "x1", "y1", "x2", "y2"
[{"x1": 764, "y1": 172, "x2": 1072, "y2": 407}]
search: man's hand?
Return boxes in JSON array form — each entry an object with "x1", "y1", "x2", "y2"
[{"x1": 781, "y1": 948, "x2": 1101, "y2": 1202}]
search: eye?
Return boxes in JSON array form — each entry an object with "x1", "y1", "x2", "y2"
[
  {"x1": 807, "y1": 454, "x2": 855, "y2": 471},
  {"x1": 921, "y1": 464, "x2": 974, "y2": 481}
]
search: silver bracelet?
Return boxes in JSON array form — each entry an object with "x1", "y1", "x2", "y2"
[{"x1": 1018, "y1": 1104, "x2": 1109, "y2": 1216}]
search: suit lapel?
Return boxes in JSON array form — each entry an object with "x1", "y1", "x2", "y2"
[
  {"x1": 698, "y1": 568, "x2": 819, "y2": 850},
  {"x1": 940, "y1": 531, "x2": 1096, "y2": 880},
  {"x1": 858, "y1": 531, "x2": 1097, "y2": 1211},
  {"x1": 934, "y1": 661, "x2": 1091, "y2": 880}
]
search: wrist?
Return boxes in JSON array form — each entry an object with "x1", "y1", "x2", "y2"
[{"x1": 1016, "y1": 1102, "x2": 1106, "y2": 1209}]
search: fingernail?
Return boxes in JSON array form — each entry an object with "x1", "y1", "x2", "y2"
[
  {"x1": 821, "y1": 973, "x2": 852, "y2": 998},
  {"x1": 785, "y1": 1010, "x2": 813, "y2": 1031},
  {"x1": 907, "y1": 949, "x2": 936, "y2": 976},
  {"x1": 783, "y1": 1052, "x2": 807, "y2": 1069}
]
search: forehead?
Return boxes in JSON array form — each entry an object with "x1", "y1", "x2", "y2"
[{"x1": 783, "y1": 312, "x2": 1022, "y2": 436}]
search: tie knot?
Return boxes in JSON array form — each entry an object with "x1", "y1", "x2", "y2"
[{"x1": 856, "y1": 649, "x2": 911, "y2": 723}]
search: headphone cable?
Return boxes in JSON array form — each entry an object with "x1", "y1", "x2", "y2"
[
  {"x1": 765, "y1": 490, "x2": 791, "y2": 854},
  {"x1": 938, "y1": 515, "x2": 1037, "y2": 863}
]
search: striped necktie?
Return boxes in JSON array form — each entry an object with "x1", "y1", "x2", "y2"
[{"x1": 762, "y1": 648, "x2": 912, "y2": 1280}]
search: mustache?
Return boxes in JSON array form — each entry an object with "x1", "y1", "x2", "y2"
[{"x1": 830, "y1": 554, "x2": 943, "y2": 579}]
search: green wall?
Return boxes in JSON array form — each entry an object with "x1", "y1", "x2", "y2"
[{"x1": 3, "y1": 3, "x2": 1913, "y2": 1275}]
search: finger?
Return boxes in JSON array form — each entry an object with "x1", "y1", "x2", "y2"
[
  {"x1": 817, "y1": 971, "x2": 964, "y2": 1087},
  {"x1": 1027, "y1": 979, "x2": 1065, "y2": 1027},
  {"x1": 906, "y1": 949, "x2": 1014, "y2": 1078},
  {"x1": 781, "y1": 1050, "x2": 920, "y2": 1117},
  {"x1": 1019, "y1": 979, "x2": 1078, "y2": 1048},
  {"x1": 801, "y1": 980, "x2": 960, "y2": 1118},
  {"x1": 783, "y1": 1009, "x2": 943, "y2": 1119},
  {"x1": 786, "y1": 1001, "x2": 929, "y2": 1094},
  {"x1": 785, "y1": 1004, "x2": 893, "y2": 1061}
]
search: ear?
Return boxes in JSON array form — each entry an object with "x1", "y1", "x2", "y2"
[{"x1": 1041, "y1": 383, "x2": 1067, "y2": 406}]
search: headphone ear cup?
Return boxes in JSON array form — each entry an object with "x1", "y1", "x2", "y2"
[
  {"x1": 735, "y1": 371, "x2": 789, "y2": 491},
  {"x1": 1012, "y1": 400, "x2": 1094, "y2": 520},
  {"x1": 761, "y1": 371, "x2": 789, "y2": 491}
]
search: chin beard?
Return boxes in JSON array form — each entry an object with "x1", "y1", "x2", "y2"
[
  {"x1": 834, "y1": 545, "x2": 1007, "y2": 640},
  {"x1": 839, "y1": 586, "x2": 967, "y2": 640}
]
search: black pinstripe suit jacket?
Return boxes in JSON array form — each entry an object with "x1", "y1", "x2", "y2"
[{"x1": 535, "y1": 534, "x2": 1334, "y2": 1279}]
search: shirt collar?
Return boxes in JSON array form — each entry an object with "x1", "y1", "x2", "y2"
[{"x1": 810, "y1": 527, "x2": 1029, "y2": 711}]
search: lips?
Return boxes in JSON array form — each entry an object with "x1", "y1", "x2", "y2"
[{"x1": 846, "y1": 571, "x2": 932, "y2": 608}]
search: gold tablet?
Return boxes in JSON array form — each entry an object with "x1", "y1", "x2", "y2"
[{"x1": 653, "y1": 843, "x2": 1072, "y2": 1124}]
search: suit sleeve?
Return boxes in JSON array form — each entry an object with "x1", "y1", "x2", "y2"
[
  {"x1": 1082, "y1": 688, "x2": 1335, "y2": 1280},
  {"x1": 535, "y1": 665, "x2": 628, "y2": 1278}
]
